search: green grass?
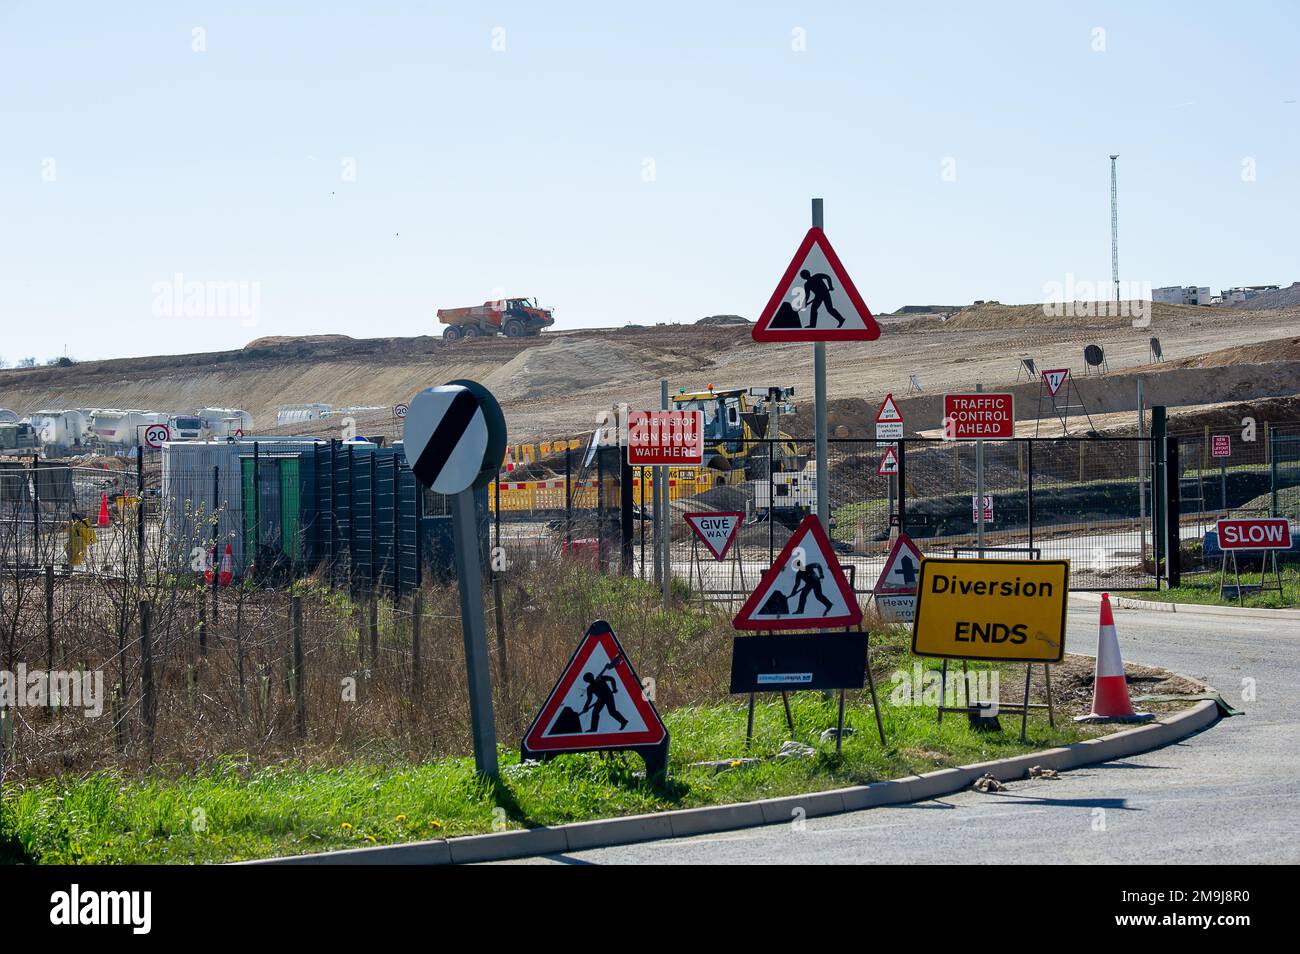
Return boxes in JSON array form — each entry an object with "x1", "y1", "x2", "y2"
[
  {"x1": 1121, "y1": 566, "x2": 1300, "y2": 609},
  {"x1": 1, "y1": 658, "x2": 1124, "y2": 865}
]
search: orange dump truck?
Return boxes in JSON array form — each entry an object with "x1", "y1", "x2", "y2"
[{"x1": 438, "y1": 298, "x2": 555, "y2": 341}]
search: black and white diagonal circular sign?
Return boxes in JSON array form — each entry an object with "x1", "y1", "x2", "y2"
[{"x1": 402, "y1": 380, "x2": 505, "y2": 494}]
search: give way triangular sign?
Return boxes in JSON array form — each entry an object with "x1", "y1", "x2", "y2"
[
  {"x1": 683, "y1": 511, "x2": 744, "y2": 560},
  {"x1": 1043, "y1": 368, "x2": 1069, "y2": 397},
  {"x1": 873, "y1": 533, "x2": 924, "y2": 594},
  {"x1": 752, "y1": 227, "x2": 881, "y2": 342},
  {"x1": 733, "y1": 514, "x2": 862, "y2": 630},
  {"x1": 522, "y1": 620, "x2": 667, "y2": 756}
]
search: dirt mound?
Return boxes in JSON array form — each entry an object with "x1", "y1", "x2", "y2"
[
  {"x1": 1227, "y1": 283, "x2": 1300, "y2": 311},
  {"x1": 484, "y1": 335, "x2": 710, "y2": 402},
  {"x1": 940, "y1": 301, "x2": 1200, "y2": 331},
  {"x1": 1164, "y1": 336, "x2": 1300, "y2": 368},
  {"x1": 244, "y1": 334, "x2": 355, "y2": 350},
  {"x1": 695, "y1": 314, "x2": 750, "y2": 326}
]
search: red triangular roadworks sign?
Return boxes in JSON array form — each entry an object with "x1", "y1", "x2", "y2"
[
  {"x1": 733, "y1": 514, "x2": 863, "y2": 631},
  {"x1": 873, "y1": 532, "x2": 925, "y2": 594},
  {"x1": 683, "y1": 511, "x2": 744, "y2": 560},
  {"x1": 1043, "y1": 368, "x2": 1069, "y2": 397},
  {"x1": 752, "y1": 227, "x2": 881, "y2": 342},
  {"x1": 522, "y1": 620, "x2": 667, "y2": 754}
]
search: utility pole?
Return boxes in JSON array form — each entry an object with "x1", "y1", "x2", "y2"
[{"x1": 1109, "y1": 154, "x2": 1120, "y2": 307}]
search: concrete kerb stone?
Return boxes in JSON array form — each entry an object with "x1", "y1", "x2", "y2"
[
  {"x1": 1071, "y1": 590, "x2": 1300, "y2": 621},
  {"x1": 246, "y1": 700, "x2": 1218, "y2": 865}
]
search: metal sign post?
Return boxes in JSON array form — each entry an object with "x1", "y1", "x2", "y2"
[
  {"x1": 402, "y1": 379, "x2": 507, "y2": 778},
  {"x1": 451, "y1": 487, "x2": 497, "y2": 776},
  {"x1": 975, "y1": 384, "x2": 985, "y2": 557},
  {"x1": 812, "y1": 199, "x2": 829, "y2": 530},
  {"x1": 660, "y1": 379, "x2": 670, "y2": 606}
]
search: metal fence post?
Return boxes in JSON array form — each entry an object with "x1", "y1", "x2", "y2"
[
  {"x1": 1026, "y1": 440, "x2": 1034, "y2": 554},
  {"x1": 210, "y1": 465, "x2": 220, "y2": 623},
  {"x1": 897, "y1": 439, "x2": 907, "y2": 534},
  {"x1": 1164, "y1": 434, "x2": 1181, "y2": 588},
  {"x1": 136, "y1": 451, "x2": 144, "y2": 582},
  {"x1": 45, "y1": 564, "x2": 55, "y2": 713},
  {"x1": 620, "y1": 431, "x2": 634, "y2": 575},
  {"x1": 1271, "y1": 427, "x2": 1279, "y2": 517},
  {"x1": 1152, "y1": 406, "x2": 1167, "y2": 584}
]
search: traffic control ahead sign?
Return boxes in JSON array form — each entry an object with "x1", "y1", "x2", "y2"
[
  {"x1": 943, "y1": 393, "x2": 1014, "y2": 440},
  {"x1": 627, "y1": 410, "x2": 704, "y2": 466},
  {"x1": 752, "y1": 227, "x2": 881, "y2": 342},
  {"x1": 911, "y1": 558, "x2": 1069, "y2": 663}
]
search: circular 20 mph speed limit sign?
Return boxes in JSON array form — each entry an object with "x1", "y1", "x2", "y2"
[{"x1": 143, "y1": 423, "x2": 171, "y2": 449}]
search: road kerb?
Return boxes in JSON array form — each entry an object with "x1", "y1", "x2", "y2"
[
  {"x1": 1071, "y1": 591, "x2": 1300, "y2": 620},
  {"x1": 245, "y1": 699, "x2": 1218, "y2": 865}
]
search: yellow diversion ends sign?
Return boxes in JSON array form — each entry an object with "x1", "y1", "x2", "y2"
[{"x1": 911, "y1": 558, "x2": 1069, "y2": 663}]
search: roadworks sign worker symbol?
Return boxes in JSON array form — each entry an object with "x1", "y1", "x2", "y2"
[
  {"x1": 733, "y1": 514, "x2": 862, "y2": 630},
  {"x1": 684, "y1": 511, "x2": 744, "y2": 560},
  {"x1": 751, "y1": 227, "x2": 881, "y2": 342},
  {"x1": 522, "y1": 620, "x2": 667, "y2": 757},
  {"x1": 911, "y1": 558, "x2": 1068, "y2": 663}
]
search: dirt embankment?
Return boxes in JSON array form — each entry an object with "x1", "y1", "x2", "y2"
[{"x1": 2, "y1": 302, "x2": 1298, "y2": 443}]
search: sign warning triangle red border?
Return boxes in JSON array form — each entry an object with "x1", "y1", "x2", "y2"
[
  {"x1": 733, "y1": 514, "x2": 862, "y2": 630},
  {"x1": 876, "y1": 393, "x2": 902, "y2": 422},
  {"x1": 873, "y1": 532, "x2": 924, "y2": 594},
  {"x1": 683, "y1": 511, "x2": 744, "y2": 560},
  {"x1": 522, "y1": 620, "x2": 667, "y2": 754},
  {"x1": 877, "y1": 446, "x2": 899, "y2": 475},
  {"x1": 1042, "y1": 368, "x2": 1069, "y2": 397},
  {"x1": 752, "y1": 227, "x2": 881, "y2": 342}
]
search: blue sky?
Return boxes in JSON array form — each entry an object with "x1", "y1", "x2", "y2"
[{"x1": 1, "y1": 1, "x2": 1296, "y2": 362}]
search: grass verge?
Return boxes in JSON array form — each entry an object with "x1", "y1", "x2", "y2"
[
  {"x1": 1121, "y1": 566, "x2": 1300, "y2": 609},
  {"x1": 2, "y1": 650, "x2": 1158, "y2": 865}
]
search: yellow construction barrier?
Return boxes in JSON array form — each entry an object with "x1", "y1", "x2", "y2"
[{"x1": 487, "y1": 467, "x2": 725, "y2": 513}]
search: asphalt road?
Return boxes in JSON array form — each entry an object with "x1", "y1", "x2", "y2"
[{"x1": 503, "y1": 600, "x2": 1300, "y2": 864}]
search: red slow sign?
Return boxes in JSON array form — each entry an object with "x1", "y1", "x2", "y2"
[
  {"x1": 1216, "y1": 518, "x2": 1293, "y2": 550},
  {"x1": 627, "y1": 410, "x2": 704, "y2": 466},
  {"x1": 943, "y1": 393, "x2": 1015, "y2": 440}
]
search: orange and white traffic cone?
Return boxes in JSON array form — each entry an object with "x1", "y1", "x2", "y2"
[
  {"x1": 96, "y1": 492, "x2": 111, "y2": 528},
  {"x1": 217, "y1": 543, "x2": 234, "y2": 587},
  {"x1": 1076, "y1": 593, "x2": 1154, "y2": 723}
]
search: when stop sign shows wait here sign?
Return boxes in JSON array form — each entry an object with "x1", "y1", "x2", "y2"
[{"x1": 1216, "y1": 518, "x2": 1294, "y2": 550}]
